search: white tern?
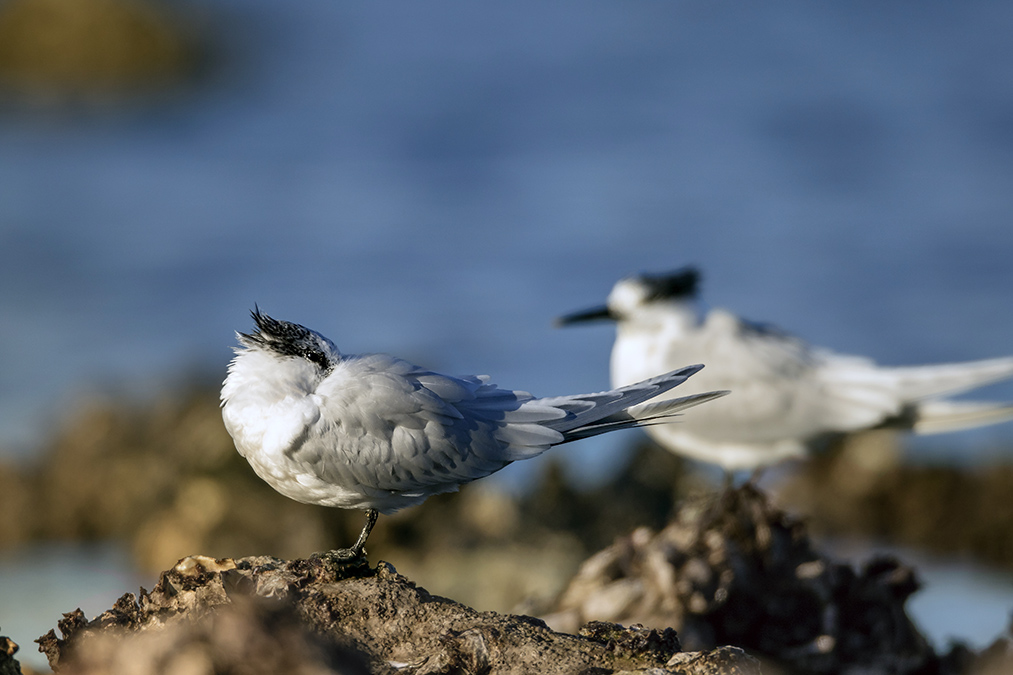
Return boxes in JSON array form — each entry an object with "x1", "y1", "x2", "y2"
[{"x1": 558, "y1": 267, "x2": 1013, "y2": 475}]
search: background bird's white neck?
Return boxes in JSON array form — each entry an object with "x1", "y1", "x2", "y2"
[{"x1": 609, "y1": 301, "x2": 698, "y2": 387}]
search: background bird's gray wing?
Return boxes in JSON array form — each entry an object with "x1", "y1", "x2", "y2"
[{"x1": 661, "y1": 309, "x2": 850, "y2": 443}]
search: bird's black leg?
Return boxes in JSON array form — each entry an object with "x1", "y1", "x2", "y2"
[
  {"x1": 350, "y1": 508, "x2": 379, "y2": 558},
  {"x1": 312, "y1": 508, "x2": 379, "y2": 563}
]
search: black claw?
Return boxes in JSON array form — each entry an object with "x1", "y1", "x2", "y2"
[{"x1": 308, "y1": 509, "x2": 379, "y2": 564}]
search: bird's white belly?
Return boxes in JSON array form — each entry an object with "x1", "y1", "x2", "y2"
[
  {"x1": 610, "y1": 327, "x2": 818, "y2": 467},
  {"x1": 223, "y1": 392, "x2": 409, "y2": 512},
  {"x1": 242, "y1": 449, "x2": 368, "y2": 508}
]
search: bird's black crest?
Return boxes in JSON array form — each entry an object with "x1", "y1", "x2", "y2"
[
  {"x1": 639, "y1": 267, "x2": 701, "y2": 301},
  {"x1": 241, "y1": 307, "x2": 334, "y2": 371}
]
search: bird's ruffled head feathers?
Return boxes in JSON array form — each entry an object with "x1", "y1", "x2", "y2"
[{"x1": 236, "y1": 308, "x2": 340, "y2": 371}]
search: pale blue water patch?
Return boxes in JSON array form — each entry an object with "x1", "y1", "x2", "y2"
[
  {"x1": 0, "y1": 542, "x2": 152, "y2": 671},
  {"x1": 909, "y1": 558, "x2": 1013, "y2": 650},
  {"x1": 824, "y1": 539, "x2": 1013, "y2": 651},
  {"x1": 0, "y1": 0, "x2": 1011, "y2": 479}
]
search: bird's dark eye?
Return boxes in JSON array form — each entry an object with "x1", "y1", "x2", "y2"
[
  {"x1": 301, "y1": 347, "x2": 331, "y2": 371},
  {"x1": 246, "y1": 311, "x2": 334, "y2": 371}
]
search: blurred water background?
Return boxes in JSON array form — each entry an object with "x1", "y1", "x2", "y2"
[{"x1": 1, "y1": 0, "x2": 1013, "y2": 669}]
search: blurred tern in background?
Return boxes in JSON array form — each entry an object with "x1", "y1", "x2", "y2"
[
  {"x1": 221, "y1": 309, "x2": 727, "y2": 558},
  {"x1": 558, "y1": 267, "x2": 1013, "y2": 478}
]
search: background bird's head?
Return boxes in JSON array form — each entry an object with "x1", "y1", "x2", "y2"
[
  {"x1": 557, "y1": 266, "x2": 701, "y2": 327},
  {"x1": 611, "y1": 267, "x2": 701, "y2": 316}
]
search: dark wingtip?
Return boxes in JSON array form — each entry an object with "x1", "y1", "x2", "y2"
[{"x1": 681, "y1": 362, "x2": 705, "y2": 377}]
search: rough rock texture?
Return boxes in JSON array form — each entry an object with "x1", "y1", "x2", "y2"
[
  {"x1": 544, "y1": 484, "x2": 1013, "y2": 675},
  {"x1": 37, "y1": 554, "x2": 760, "y2": 675}
]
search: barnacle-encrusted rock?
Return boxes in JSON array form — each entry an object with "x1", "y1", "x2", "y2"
[
  {"x1": 545, "y1": 484, "x2": 1013, "y2": 675},
  {"x1": 37, "y1": 554, "x2": 760, "y2": 675}
]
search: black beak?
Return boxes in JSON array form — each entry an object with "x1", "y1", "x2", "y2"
[{"x1": 554, "y1": 305, "x2": 617, "y2": 327}]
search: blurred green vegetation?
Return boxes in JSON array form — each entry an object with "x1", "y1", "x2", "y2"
[{"x1": 0, "y1": 0, "x2": 202, "y2": 101}]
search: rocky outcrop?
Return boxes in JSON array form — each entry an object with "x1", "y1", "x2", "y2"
[
  {"x1": 1, "y1": 635, "x2": 23, "y2": 675},
  {"x1": 36, "y1": 554, "x2": 760, "y2": 675},
  {"x1": 24, "y1": 484, "x2": 1013, "y2": 675},
  {"x1": 545, "y1": 484, "x2": 1013, "y2": 675}
]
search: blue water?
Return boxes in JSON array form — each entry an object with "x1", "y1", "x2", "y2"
[
  {"x1": 825, "y1": 539, "x2": 1013, "y2": 654},
  {"x1": 0, "y1": 543, "x2": 151, "y2": 671},
  {"x1": 1, "y1": 3, "x2": 1013, "y2": 665}
]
